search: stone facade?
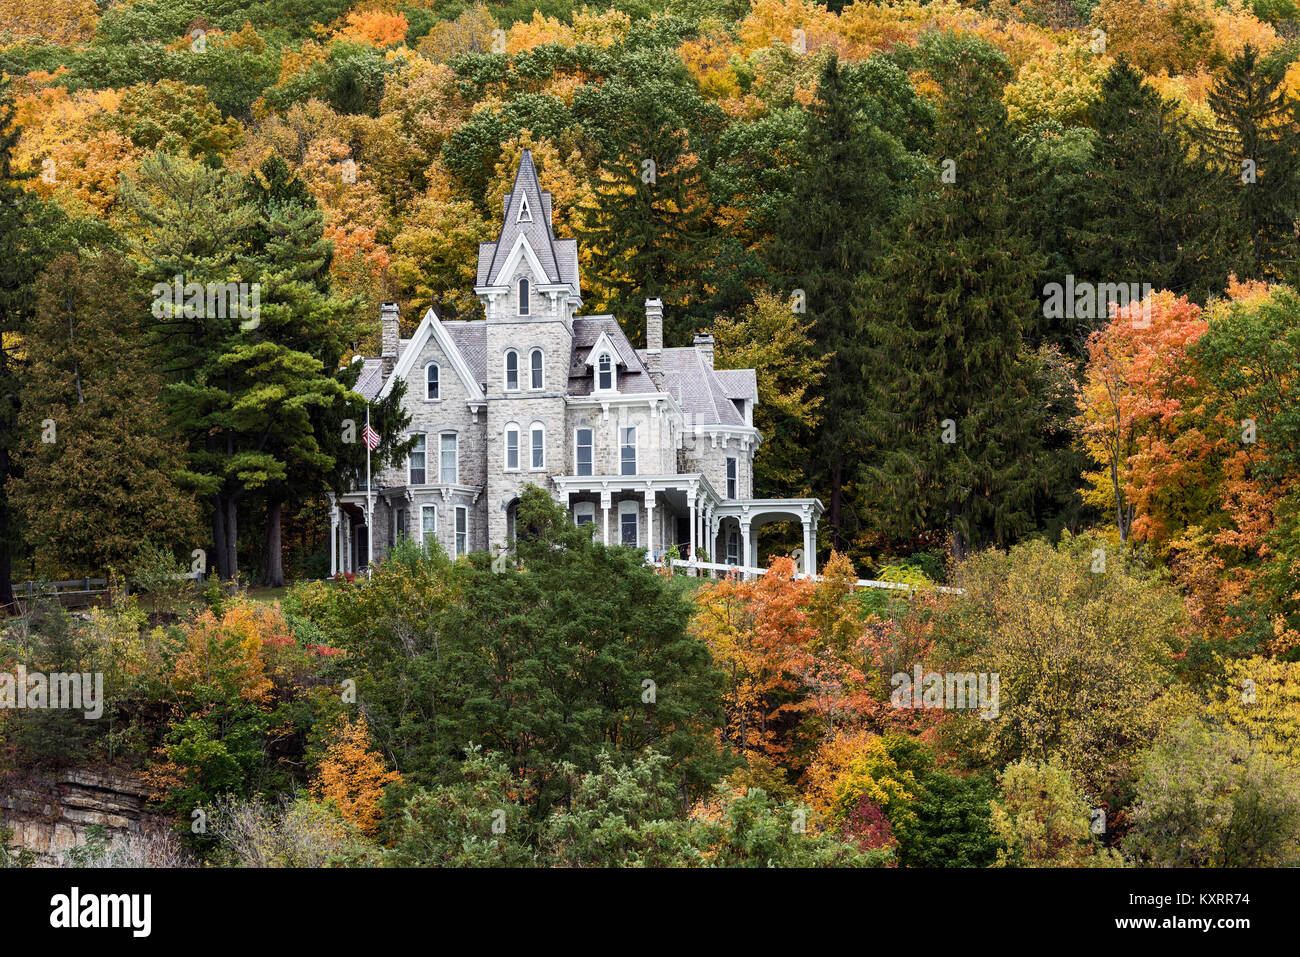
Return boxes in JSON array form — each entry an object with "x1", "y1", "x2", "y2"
[{"x1": 331, "y1": 150, "x2": 821, "y2": 574}]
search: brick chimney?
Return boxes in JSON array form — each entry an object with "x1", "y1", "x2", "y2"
[
  {"x1": 645, "y1": 298, "x2": 663, "y2": 387},
  {"x1": 693, "y1": 331, "x2": 714, "y2": 370},
  {"x1": 380, "y1": 302, "x2": 399, "y2": 378}
]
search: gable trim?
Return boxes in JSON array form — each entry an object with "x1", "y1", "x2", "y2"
[{"x1": 379, "y1": 306, "x2": 485, "y2": 403}]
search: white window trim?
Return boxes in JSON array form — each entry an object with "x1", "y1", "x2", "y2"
[
  {"x1": 518, "y1": 277, "x2": 530, "y2": 315},
  {"x1": 595, "y1": 351, "x2": 617, "y2": 394},
  {"x1": 618, "y1": 500, "x2": 639, "y2": 547},
  {"x1": 408, "y1": 433, "x2": 427, "y2": 486},
  {"x1": 504, "y1": 423, "x2": 520, "y2": 472},
  {"x1": 726, "y1": 456, "x2": 738, "y2": 499},
  {"x1": 439, "y1": 431, "x2": 458, "y2": 485},
  {"x1": 528, "y1": 347, "x2": 544, "y2": 390},
  {"x1": 529, "y1": 422, "x2": 546, "y2": 471},
  {"x1": 573, "y1": 502, "x2": 595, "y2": 526},
  {"x1": 574, "y1": 427, "x2": 594, "y2": 476},
  {"x1": 454, "y1": 505, "x2": 469, "y2": 557},
  {"x1": 424, "y1": 362, "x2": 441, "y2": 402},
  {"x1": 420, "y1": 504, "x2": 438, "y2": 549},
  {"x1": 620, "y1": 426, "x2": 637, "y2": 477},
  {"x1": 504, "y1": 348, "x2": 519, "y2": 392}
]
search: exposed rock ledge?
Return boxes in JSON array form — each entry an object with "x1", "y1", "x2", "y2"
[{"x1": 1, "y1": 768, "x2": 168, "y2": 866}]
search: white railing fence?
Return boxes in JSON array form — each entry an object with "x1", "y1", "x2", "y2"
[{"x1": 666, "y1": 558, "x2": 964, "y2": 595}]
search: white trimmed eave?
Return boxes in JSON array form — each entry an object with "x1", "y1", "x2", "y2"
[
  {"x1": 378, "y1": 306, "x2": 485, "y2": 404},
  {"x1": 552, "y1": 473, "x2": 723, "y2": 507},
  {"x1": 565, "y1": 390, "x2": 682, "y2": 423}
]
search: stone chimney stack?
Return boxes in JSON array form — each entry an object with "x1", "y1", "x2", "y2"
[
  {"x1": 380, "y1": 302, "x2": 399, "y2": 378},
  {"x1": 645, "y1": 298, "x2": 664, "y2": 387},
  {"x1": 693, "y1": 331, "x2": 714, "y2": 370}
]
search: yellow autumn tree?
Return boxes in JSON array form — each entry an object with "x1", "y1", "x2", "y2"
[
  {"x1": 334, "y1": 8, "x2": 409, "y2": 48},
  {"x1": 312, "y1": 715, "x2": 402, "y2": 835},
  {"x1": 0, "y1": 0, "x2": 98, "y2": 44},
  {"x1": 1208, "y1": 657, "x2": 1300, "y2": 771}
]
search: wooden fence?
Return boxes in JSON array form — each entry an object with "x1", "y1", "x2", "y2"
[{"x1": 5, "y1": 571, "x2": 205, "y2": 611}]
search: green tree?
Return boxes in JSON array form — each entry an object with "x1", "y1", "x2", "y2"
[
  {"x1": 770, "y1": 52, "x2": 919, "y2": 550},
  {"x1": 1080, "y1": 59, "x2": 1230, "y2": 306},
  {"x1": 991, "y1": 757, "x2": 1124, "y2": 867},
  {"x1": 856, "y1": 33, "x2": 1049, "y2": 559},
  {"x1": 1126, "y1": 718, "x2": 1300, "y2": 867},
  {"x1": 9, "y1": 249, "x2": 200, "y2": 576},
  {"x1": 1200, "y1": 44, "x2": 1300, "y2": 283}
]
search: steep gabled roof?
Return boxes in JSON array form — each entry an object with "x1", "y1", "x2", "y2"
[
  {"x1": 659, "y1": 347, "x2": 748, "y2": 426},
  {"x1": 568, "y1": 316, "x2": 657, "y2": 395},
  {"x1": 476, "y1": 150, "x2": 580, "y2": 290}
]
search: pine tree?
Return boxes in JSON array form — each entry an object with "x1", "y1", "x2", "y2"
[
  {"x1": 856, "y1": 34, "x2": 1050, "y2": 560},
  {"x1": 770, "y1": 53, "x2": 916, "y2": 550},
  {"x1": 1200, "y1": 44, "x2": 1300, "y2": 283},
  {"x1": 118, "y1": 151, "x2": 254, "y2": 582},
  {"x1": 10, "y1": 250, "x2": 201, "y2": 575},
  {"x1": 240, "y1": 156, "x2": 360, "y2": 587}
]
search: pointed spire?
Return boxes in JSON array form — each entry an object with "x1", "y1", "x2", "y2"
[{"x1": 475, "y1": 148, "x2": 581, "y2": 294}]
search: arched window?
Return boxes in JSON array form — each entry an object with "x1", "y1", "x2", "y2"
[
  {"x1": 425, "y1": 363, "x2": 440, "y2": 400},
  {"x1": 597, "y1": 353, "x2": 614, "y2": 392},
  {"x1": 529, "y1": 348, "x2": 544, "y2": 390},
  {"x1": 530, "y1": 422, "x2": 545, "y2": 470},
  {"x1": 518, "y1": 278, "x2": 530, "y2": 315},
  {"x1": 504, "y1": 424, "x2": 520, "y2": 471},
  {"x1": 504, "y1": 349, "x2": 519, "y2": 391}
]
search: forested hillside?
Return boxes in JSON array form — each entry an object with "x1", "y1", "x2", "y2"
[{"x1": 2, "y1": 0, "x2": 1300, "y2": 871}]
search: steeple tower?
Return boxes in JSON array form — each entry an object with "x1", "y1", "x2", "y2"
[{"x1": 474, "y1": 150, "x2": 581, "y2": 326}]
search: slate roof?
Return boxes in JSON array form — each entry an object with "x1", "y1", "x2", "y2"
[
  {"x1": 715, "y1": 368, "x2": 758, "y2": 403},
  {"x1": 658, "y1": 347, "x2": 748, "y2": 426},
  {"x1": 441, "y1": 321, "x2": 487, "y2": 391},
  {"x1": 569, "y1": 317, "x2": 657, "y2": 395},
  {"x1": 476, "y1": 150, "x2": 580, "y2": 290}
]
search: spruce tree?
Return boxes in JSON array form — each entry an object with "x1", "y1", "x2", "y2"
[
  {"x1": 1201, "y1": 44, "x2": 1300, "y2": 283},
  {"x1": 1079, "y1": 59, "x2": 1231, "y2": 308},
  {"x1": 770, "y1": 52, "x2": 916, "y2": 550},
  {"x1": 856, "y1": 34, "x2": 1050, "y2": 560}
]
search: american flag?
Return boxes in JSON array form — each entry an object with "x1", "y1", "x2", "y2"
[{"x1": 362, "y1": 422, "x2": 380, "y2": 451}]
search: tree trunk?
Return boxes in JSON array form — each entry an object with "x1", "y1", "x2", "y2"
[
  {"x1": 265, "y1": 498, "x2": 284, "y2": 588},
  {"x1": 225, "y1": 493, "x2": 239, "y2": 582},
  {"x1": 829, "y1": 459, "x2": 843, "y2": 552},
  {"x1": 212, "y1": 491, "x2": 228, "y2": 581},
  {"x1": 0, "y1": 534, "x2": 12, "y2": 612}
]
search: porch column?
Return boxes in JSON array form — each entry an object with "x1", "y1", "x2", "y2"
[
  {"x1": 809, "y1": 516, "x2": 819, "y2": 577},
  {"x1": 802, "y1": 513, "x2": 814, "y2": 578},
  {"x1": 601, "y1": 492, "x2": 611, "y2": 547},
  {"x1": 687, "y1": 490, "x2": 697, "y2": 564},
  {"x1": 740, "y1": 518, "x2": 752, "y2": 579},
  {"x1": 342, "y1": 520, "x2": 351, "y2": 573},
  {"x1": 643, "y1": 490, "x2": 656, "y2": 563},
  {"x1": 329, "y1": 497, "x2": 339, "y2": 576}
]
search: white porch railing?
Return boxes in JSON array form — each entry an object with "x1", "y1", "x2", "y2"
[{"x1": 666, "y1": 558, "x2": 964, "y2": 595}]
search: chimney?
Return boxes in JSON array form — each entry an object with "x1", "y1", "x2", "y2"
[
  {"x1": 693, "y1": 331, "x2": 714, "y2": 370},
  {"x1": 380, "y1": 302, "x2": 399, "y2": 378},
  {"x1": 645, "y1": 298, "x2": 663, "y2": 387}
]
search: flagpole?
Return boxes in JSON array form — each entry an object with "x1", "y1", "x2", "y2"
[{"x1": 365, "y1": 404, "x2": 374, "y2": 577}]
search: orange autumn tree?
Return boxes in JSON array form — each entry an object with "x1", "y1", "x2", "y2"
[
  {"x1": 1075, "y1": 290, "x2": 1211, "y2": 546},
  {"x1": 335, "y1": 8, "x2": 409, "y2": 48},
  {"x1": 312, "y1": 715, "x2": 402, "y2": 835},
  {"x1": 692, "y1": 556, "x2": 878, "y2": 771}
]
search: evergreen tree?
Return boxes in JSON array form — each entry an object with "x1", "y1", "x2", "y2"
[
  {"x1": 1200, "y1": 44, "x2": 1300, "y2": 283},
  {"x1": 856, "y1": 34, "x2": 1051, "y2": 560},
  {"x1": 240, "y1": 156, "x2": 360, "y2": 586},
  {"x1": 1078, "y1": 59, "x2": 1231, "y2": 307},
  {"x1": 574, "y1": 62, "x2": 720, "y2": 344},
  {"x1": 770, "y1": 52, "x2": 918, "y2": 551},
  {"x1": 118, "y1": 151, "x2": 254, "y2": 582},
  {"x1": 10, "y1": 250, "x2": 201, "y2": 575},
  {"x1": 0, "y1": 77, "x2": 63, "y2": 609}
]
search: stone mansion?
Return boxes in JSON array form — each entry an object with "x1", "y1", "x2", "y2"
[{"x1": 327, "y1": 151, "x2": 822, "y2": 576}]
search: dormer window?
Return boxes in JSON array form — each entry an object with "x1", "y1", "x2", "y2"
[
  {"x1": 597, "y1": 353, "x2": 614, "y2": 392},
  {"x1": 425, "y1": 363, "x2": 440, "y2": 401},
  {"x1": 505, "y1": 349, "x2": 519, "y2": 391},
  {"x1": 518, "y1": 278, "x2": 530, "y2": 316},
  {"x1": 516, "y1": 193, "x2": 532, "y2": 223}
]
